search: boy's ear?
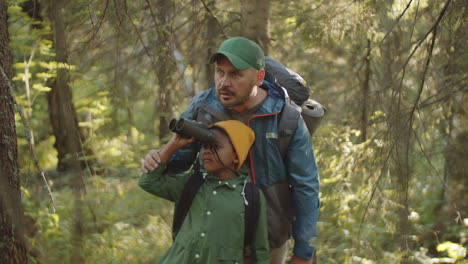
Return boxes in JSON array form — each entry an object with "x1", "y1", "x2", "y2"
[{"x1": 233, "y1": 154, "x2": 239, "y2": 166}]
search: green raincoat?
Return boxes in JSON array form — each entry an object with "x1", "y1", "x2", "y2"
[{"x1": 139, "y1": 163, "x2": 270, "y2": 264}]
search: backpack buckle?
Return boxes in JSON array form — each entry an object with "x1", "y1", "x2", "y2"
[{"x1": 279, "y1": 129, "x2": 293, "y2": 137}]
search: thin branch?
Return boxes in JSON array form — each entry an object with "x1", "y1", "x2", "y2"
[
  {"x1": 418, "y1": 79, "x2": 467, "y2": 109},
  {"x1": 411, "y1": 120, "x2": 448, "y2": 190},
  {"x1": 358, "y1": 138, "x2": 393, "y2": 235},
  {"x1": 398, "y1": 0, "x2": 452, "y2": 74},
  {"x1": 80, "y1": 0, "x2": 110, "y2": 44},
  {"x1": 200, "y1": 0, "x2": 226, "y2": 38},
  {"x1": 409, "y1": 0, "x2": 421, "y2": 40},
  {"x1": 173, "y1": 9, "x2": 206, "y2": 33},
  {"x1": 380, "y1": 0, "x2": 414, "y2": 44},
  {"x1": 121, "y1": 0, "x2": 159, "y2": 74},
  {"x1": 407, "y1": 15, "x2": 439, "y2": 128},
  {"x1": 144, "y1": 0, "x2": 179, "y2": 69},
  {"x1": 87, "y1": 0, "x2": 96, "y2": 26},
  {"x1": 0, "y1": 64, "x2": 56, "y2": 213},
  {"x1": 144, "y1": 0, "x2": 174, "y2": 50}
]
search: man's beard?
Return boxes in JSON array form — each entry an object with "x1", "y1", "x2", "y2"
[
  {"x1": 222, "y1": 93, "x2": 251, "y2": 108},
  {"x1": 217, "y1": 86, "x2": 254, "y2": 109}
]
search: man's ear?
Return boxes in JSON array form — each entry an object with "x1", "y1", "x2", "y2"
[{"x1": 256, "y1": 69, "x2": 265, "y2": 86}]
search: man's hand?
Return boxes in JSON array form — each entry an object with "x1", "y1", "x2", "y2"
[
  {"x1": 141, "y1": 149, "x2": 161, "y2": 173},
  {"x1": 287, "y1": 255, "x2": 315, "y2": 264}
]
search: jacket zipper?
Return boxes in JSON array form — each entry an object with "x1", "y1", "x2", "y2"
[{"x1": 246, "y1": 112, "x2": 280, "y2": 185}]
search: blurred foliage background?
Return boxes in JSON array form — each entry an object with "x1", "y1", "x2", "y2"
[{"x1": 4, "y1": 0, "x2": 467, "y2": 263}]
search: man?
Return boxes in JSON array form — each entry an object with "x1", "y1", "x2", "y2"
[{"x1": 141, "y1": 37, "x2": 320, "y2": 264}]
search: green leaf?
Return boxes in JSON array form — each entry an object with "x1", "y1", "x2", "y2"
[{"x1": 32, "y1": 83, "x2": 52, "y2": 92}]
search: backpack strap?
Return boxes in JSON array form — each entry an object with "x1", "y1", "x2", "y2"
[
  {"x1": 278, "y1": 100, "x2": 301, "y2": 159},
  {"x1": 172, "y1": 160, "x2": 205, "y2": 240},
  {"x1": 244, "y1": 182, "x2": 261, "y2": 251},
  {"x1": 197, "y1": 102, "x2": 231, "y2": 125}
]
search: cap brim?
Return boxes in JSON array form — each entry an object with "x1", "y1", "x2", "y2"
[{"x1": 209, "y1": 52, "x2": 252, "y2": 70}]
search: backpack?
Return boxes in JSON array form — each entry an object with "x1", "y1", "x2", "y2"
[
  {"x1": 264, "y1": 56, "x2": 327, "y2": 155},
  {"x1": 172, "y1": 159, "x2": 261, "y2": 251},
  {"x1": 264, "y1": 58, "x2": 324, "y2": 252}
]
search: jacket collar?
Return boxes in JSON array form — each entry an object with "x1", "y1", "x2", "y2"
[
  {"x1": 256, "y1": 80, "x2": 285, "y2": 115},
  {"x1": 203, "y1": 170, "x2": 250, "y2": 188}
]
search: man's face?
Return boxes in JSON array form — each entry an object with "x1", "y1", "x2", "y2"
[{"x1": 214, "y1": 56, "x2": 263, "y2": 112}]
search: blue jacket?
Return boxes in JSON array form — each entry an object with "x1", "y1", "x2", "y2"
[{"x1": 166, "y1": 81, "x2": 320, "y2": 259}]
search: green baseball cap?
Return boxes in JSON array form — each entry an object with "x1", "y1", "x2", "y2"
[{"x1": 210, "y1": 37, "x2": 265, "y2": 70}]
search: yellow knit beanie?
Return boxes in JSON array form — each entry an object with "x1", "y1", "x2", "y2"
[{"x1": 210, "y1": 120, "x2": 255, "y2": 170}]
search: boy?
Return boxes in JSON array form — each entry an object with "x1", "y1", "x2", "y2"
[{"x1": 139, "y1": 120, "x2": 270, "y2": 264}]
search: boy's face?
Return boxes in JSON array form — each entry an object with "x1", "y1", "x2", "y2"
[{"x1": 201, "y1": 129, "x2": 239, "y2": 173}]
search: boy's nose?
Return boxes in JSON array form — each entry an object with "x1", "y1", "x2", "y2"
[{"x1": 202, "y1": 146, "x2": 214, "y2": 154}]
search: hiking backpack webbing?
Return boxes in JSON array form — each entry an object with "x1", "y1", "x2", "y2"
[
  {"x1": 277, "y1": 99, "x2": 302, "y2": 159},
  {"x1": 243, "y1": 182, "x2": 261, "y2": 249}
]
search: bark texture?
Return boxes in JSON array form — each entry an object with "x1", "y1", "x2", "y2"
[
  {"x1": 47, "y1": 0, "x2": 87, "y2": 172},
  {"x1": 202, "y1": 0, "x2": 220, "y2": 92},
  {"x1": 0, "y1": 0, "x2": 29, "y2": 262},
  {"x1": 240, "y1": 0, "x2": 270, "y2": 54},
  {"x1": 360, "y1": 38, "x2": 371, "y2": 142},
  {"x1": 441, "y1": 0, "x2": 468, "y2": 224},
  {"x1": 154, "y1": 0, "x2": 176, "y2": 140}
]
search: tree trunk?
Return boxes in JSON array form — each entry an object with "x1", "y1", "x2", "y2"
[
  {"x1": 154, "y1": 0, "x2": 176, "y2": 140},
  {"x1": 46, "y1": 0, "x2": 88, "y2": 173},
  {"x1": 440, "y1": 0, "x2": 468, "y2": 225},
  {"x1": 202, "y1": 0, "x2": 220, "y2": 92},
  {"x1": 390, "y1": 107, "x2": 412, "y2": 263},
  {"x1": 0, "y1": 0, "x2": 29, "y2": 262},
  {"x1": 443, "y1": 97, "x2": 468, "y2": 220},
  {"x1": 360, "y1": 38, "x2": 371, "y2": 142},
  {"x1": 46, "y1": 1, "x2": 85, "y2": 263},
  {"x1": 19, "y1": 0, "x2": 95, "y2": 173},
  {"x1": 240, "y1": 0, "x2": 270, "y2": 54}
]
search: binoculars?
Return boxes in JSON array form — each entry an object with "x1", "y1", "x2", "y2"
[{"x1": 169, "y1": 118, "x2": 217, "y2": 144}]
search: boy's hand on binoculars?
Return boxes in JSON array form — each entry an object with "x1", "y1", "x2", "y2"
[
  {"x1": 141, "y1": 135, "x2": 195, "y2": 173},
  {"x1": 169, "y1": 133, "x2": 196, "y2": 149}
]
